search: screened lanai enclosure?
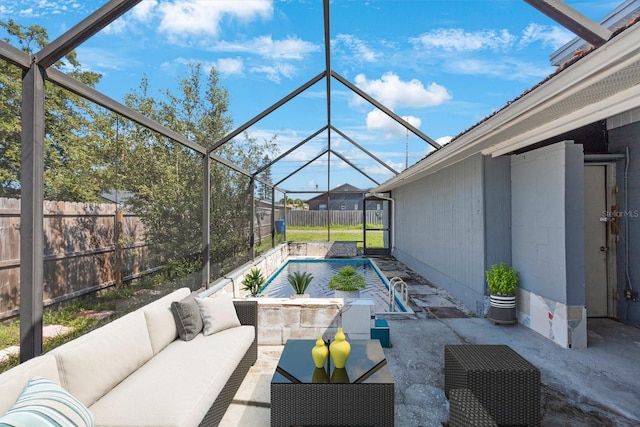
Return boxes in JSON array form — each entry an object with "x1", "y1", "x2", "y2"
[
  {"x1": 0, "y1": 0, "x2": 443, "y2": 363},
  {"x1": 2, "y1": 0, "x2": 636, "y2": 364}
]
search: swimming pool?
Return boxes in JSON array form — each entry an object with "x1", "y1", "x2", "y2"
[{"x1": 258, "y1": 258, "x2": 409, "y2": 313}]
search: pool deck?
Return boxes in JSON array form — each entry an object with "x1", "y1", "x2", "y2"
[{"x1": 220, "y1": 256, "x2": 640, "y2": 426}]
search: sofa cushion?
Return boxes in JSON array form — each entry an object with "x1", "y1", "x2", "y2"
[
  {"x1": 143, "y1": 288, "x2": 190, "y2": 354},
  {"x1": 0, "y1": 354, "x2": 60, "y2": 415},
  {"x1": 89, "y1": 325, "x2": 255, "y2": 427},
  {"x1": 196, "y1": 293, "x2": 241, "y2": 336},
  {"x1": 0, "y1": 377, "x2": 94, "y2": 427},
  {"x1": 52, "y1": 310, "x2": 154, "y2": 407},
  {"x1": 171, "y1": 293, "x2": 203, "y2": 341}
]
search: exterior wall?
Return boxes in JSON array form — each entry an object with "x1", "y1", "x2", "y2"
[
  {"x1": 483, "y1": 156, "x2": 512, "y2": 276},
  {"x1": 511, "y1": 141, "x2": 586, "y2": 348},
  {"x1": 392, "y1": 154, "x2": 487, "y2": 315},
  {"x1": 607, "y1": 120, "x2": 640, "y2": 327}
]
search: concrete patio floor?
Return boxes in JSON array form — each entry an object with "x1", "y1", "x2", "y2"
[{"x1": 220, "y1": 256, "x2": 640, "y2": 426}]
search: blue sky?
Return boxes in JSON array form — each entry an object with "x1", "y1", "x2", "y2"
[{"x1": 0, "y1": 0, "x2": 622, "y2": 195}]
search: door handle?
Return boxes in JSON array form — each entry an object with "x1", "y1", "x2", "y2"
[{"x1": 600, "y1": 246, "x2": 608, "y2": 252}]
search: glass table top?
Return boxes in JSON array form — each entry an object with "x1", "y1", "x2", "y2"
[{"x1": 272, "y1": 339, "x2": 393, "y2": 384}]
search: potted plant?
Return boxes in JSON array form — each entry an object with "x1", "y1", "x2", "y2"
[
  {"x1": 485, "y1": 262, "x2": 519, "y2": 325},
  {"x1": 241, "y1": 268, "x2": 265, "y2": 297},
  {"x1": 328, "y1": 265, "x2": 366, "y2": 301},
  {"x1": 287, "y1": 271, "x2": 314, "y2": 298}
]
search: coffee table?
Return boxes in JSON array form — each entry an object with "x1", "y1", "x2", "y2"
[{"x1": 270, "y1": 339, "x2": 394, "y2": 426}]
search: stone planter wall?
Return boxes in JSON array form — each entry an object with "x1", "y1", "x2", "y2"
[{"x1": 256, "y1": 298, "x2": 343, "y2": 345}]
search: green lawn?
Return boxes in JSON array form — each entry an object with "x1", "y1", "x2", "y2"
[{"x1": 283, "y1": 224, "x2": 384, "y2": 249}]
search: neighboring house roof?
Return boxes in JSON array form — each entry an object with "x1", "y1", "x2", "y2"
[
  {"x1": 99, "y1": 190, "x2": 134, "y2": 204},
  {"x1": 305, "y1": 184, "x2": 368, "y2": 204},
  {"x1": 374, "y1": 17, "x2": 640, "y2": 193}
]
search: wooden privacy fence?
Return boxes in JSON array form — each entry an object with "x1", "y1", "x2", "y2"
[
  {"x1": 286, "y1": 210, "x2": 384, "y2": 227},
  {"x1": 0, "y1": 198, "x2": 151, "y2": 320}
]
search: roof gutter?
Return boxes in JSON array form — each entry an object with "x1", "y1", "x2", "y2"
[{"x1": 374, "y1": 23, "x2": 640, "y2": 193}]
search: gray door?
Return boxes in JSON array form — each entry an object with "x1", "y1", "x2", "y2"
[{"x1": 584, "y1": 165, "x2": 608, "y2": 317}]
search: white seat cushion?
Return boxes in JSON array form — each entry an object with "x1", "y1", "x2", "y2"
[
  {"x1": 89, "y1": 325, "x2": 255, "y2": 427},
  {"x1": 52, "y1": 311, "x2": 154, "y2": 407}
]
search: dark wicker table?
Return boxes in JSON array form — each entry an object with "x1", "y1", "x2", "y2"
[
  {"x1": 444, "y1": 344, "x2": 540, "y2": 426},
  {"x1": 271, "y1": 339, "x2": 394, "y2": 426}
]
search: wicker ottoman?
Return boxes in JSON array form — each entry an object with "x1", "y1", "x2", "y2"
[
  {"x1": 449, "y1": 388, "x2": 497, "y2": 427},
  {"x1": 444, "y1": 344, "x2": 540, "y2": 426}
]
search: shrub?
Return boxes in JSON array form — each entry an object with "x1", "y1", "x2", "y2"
[
  {"x1": 328, "y1": 266, "x2": 366, "y2": 291},
  {"x1": 485, "y1": 262, "x2": 519, "y2": 296},
  {"x1": 242, "y1": 268, "x2": 265, "y2": 297},
  {"x1": 287, "y1": 271, "x2": 314, "y2": 295}
]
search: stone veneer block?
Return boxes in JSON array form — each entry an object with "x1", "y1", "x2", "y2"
[
  {"x1": 300, "y1": 305, "x2": 341, "y2": 328},
  {"x1": 517, "y1": 288, "x2": 587, "y2": 349}
]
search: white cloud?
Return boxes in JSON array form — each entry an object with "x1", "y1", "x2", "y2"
[
  {"x1": 216, "y1": 57, "x2": 244, "y2": 76},
  {"x1": 156, "y1": 0, "x2": 273, "y2": 38},
  {"x1": 410, "y1": 28, "x2": 516, "y2": 52},
  {"x1": 132, "y1": 0, "x2": 157, "y2": 21},
  {"x1": 250, "y1": 62, "x2": 296, "y2": 83},
  {"x1": 354, "y1": 72, "x2": 452, "y2": 109},
  {"x1": 518, "y1": 23, "x2": 574, "y2": 50},
  {"x1": 333, "y1": 34, "x2": 380, "y2": 62},
  {"x1": 447, "y1": 57, "x2": 553, "y2": 80},
  {"x1": 366, "y1": 109, "x2": 422, "y2": 139},
  {"x1": 213, "y1": 36, "x2": 319, "y2": 60},
  {"x1": 365, "y1": 160, "x2": 404, "y2": 176},
  {"x1": 436, "y1": 136, "x2": 453, "y2": 146},
  {"x1": 308, "y1": 180, "x2": 319, "y2": 190}
]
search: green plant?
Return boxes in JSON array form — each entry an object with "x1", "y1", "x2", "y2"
[
  {"x1": 485, "y1": 262, "x2": 519, "y2": 296},
  {"x1": 328, "y1": 266, "x2": 366, "y2": 291},
  {"x1": 242, "y1": 268, "x2": 265, "y2": 297},
  {"x1": 287, "y1": 271, "x2": 314, "y2": 294}
]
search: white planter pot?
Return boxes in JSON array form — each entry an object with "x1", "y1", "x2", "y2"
[
  {"x1": 334, "y1": 290, "x2": 360, "y2": 301},
  {"x1": 487, "y1": 294, "x2": 517, "y2": 325},
  {"x1": 490, "y1": 294, "x2": 516, "y2": 309}
]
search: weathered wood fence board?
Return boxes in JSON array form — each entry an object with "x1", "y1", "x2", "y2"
[
  {"x1": 286, "y1": 210, "x2": 383, "y2": 227},
  {"x1": 0, "y1": 198, "x2": 151, "y2": 319}
]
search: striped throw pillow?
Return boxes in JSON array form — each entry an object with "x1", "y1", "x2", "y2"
[{"x1": 0, "y1": 377, "x2": 95, "y2": 427}]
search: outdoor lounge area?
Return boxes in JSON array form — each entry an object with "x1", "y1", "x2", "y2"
[
  {"x1": 213, "y1": 255, "x2": 640, "y2": 426},
  {"x1": 2, "y1": 0, "x2": 640, "y2": 425}
]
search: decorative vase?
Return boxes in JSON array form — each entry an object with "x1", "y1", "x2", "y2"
[
  {"x1": 311, "y1": 335, "x2": 329, "y2": 368},
  {"x1": 329, "y1": 327, "x2": 351, "y2": 369}
]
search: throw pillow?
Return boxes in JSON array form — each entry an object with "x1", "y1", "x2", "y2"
[
  {"x1": 170, "y1": 293, "x2": 204, "y2": 341},
  {"x1": 0, "y1": 377, "x2": 94, "y2": 427},
  {"x1": 196, "y1": 293, "x2": 241, "y2": 336}
]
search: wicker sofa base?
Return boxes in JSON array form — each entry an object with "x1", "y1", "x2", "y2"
[{"x1": 199, "y1": 300, "x2": 258, "y2": 427}]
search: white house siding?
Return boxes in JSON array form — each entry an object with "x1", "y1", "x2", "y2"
[
  {"x1": 392, "y1": 154, "x2": 486, "y2": 315},
  {"x1": 511, "y1": 141, "x2": 587, "y2": 348}
]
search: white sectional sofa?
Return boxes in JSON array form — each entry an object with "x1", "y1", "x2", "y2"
[{"x1": 0, "y1": 287, "x2": 258, "y2": 426}]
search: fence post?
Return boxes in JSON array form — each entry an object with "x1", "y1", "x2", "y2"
[{"x1": 114, "y1": 209, "x2": 124, "y2": 288}]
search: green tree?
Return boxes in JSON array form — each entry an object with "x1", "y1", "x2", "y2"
[
  {"x1": 121, "y1": 64, "x2": 278, "y2": 278},
  {"x1": 0, "y1": 19, "x2": 109, "y2": 201}
]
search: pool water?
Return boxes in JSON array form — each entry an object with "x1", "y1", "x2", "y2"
[{"x1": 258, "y1": 258, "x2": 408, "y2": 313}]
